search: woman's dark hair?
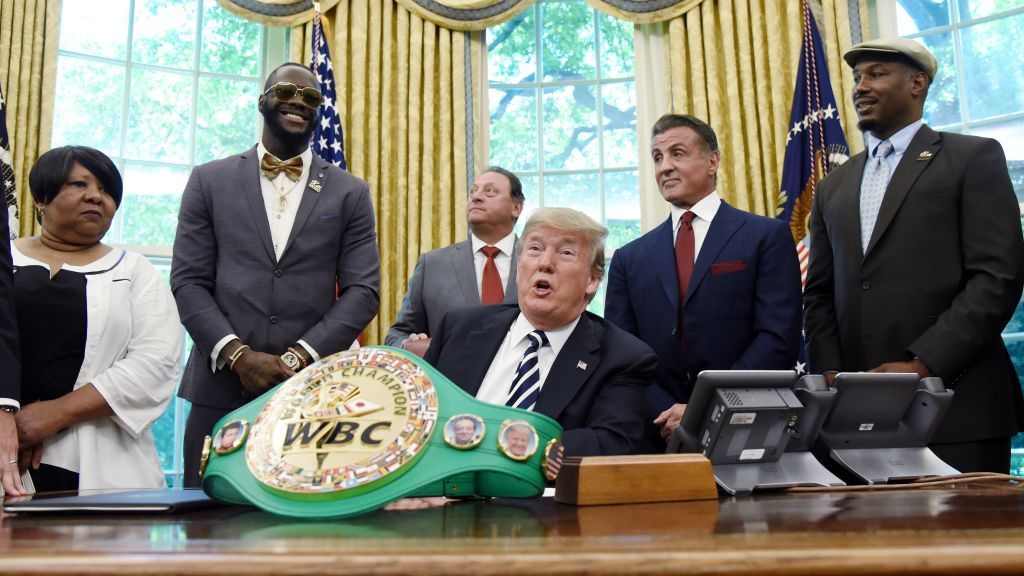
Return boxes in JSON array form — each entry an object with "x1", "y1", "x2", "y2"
[{"x1": 28, "y1": 145, "x2": 123, "y2": 209}]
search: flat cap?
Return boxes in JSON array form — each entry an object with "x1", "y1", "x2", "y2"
[{"x1": 843, "y1": 37, "x2": 937, "y2": 81}]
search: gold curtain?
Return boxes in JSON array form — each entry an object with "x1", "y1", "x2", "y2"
[
  {"x1": 663, "y1": 0, "x2": 863, "y2": 217},
  {"x1": 586, "y1": 0, "x2": 704, "y2": 24},
  {"x1": 292, "y1": 1, "x2": 479, "y2": 345},
  {"x1": 0, "y1": 0, "x2": 59, "y2": 237}
]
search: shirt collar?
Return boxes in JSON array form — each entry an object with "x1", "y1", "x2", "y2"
[
  {"x1": 510, "y1": 313, "x2": 580, "y2": 359},
  {"x1": 256, "y1": 141, "x2": 314, "y2": 178},
  {"x1": 865, "y1": 119, "x2": 924, "y2": 159},
  {"x1": 471, "y1": 231, "x2": 516, "y2": 256},
  {"x1": 671, "y1": 190, "x2": 722, "y2": 231}
]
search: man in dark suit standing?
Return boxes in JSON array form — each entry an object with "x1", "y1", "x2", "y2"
[
  {"x1": 605, "y1": 114, "x2": 803, "y2": 450},
  {"x1": 804, "y1": 38, "x2": 1024, "y2": 473},
  {"x1": 386, "y1": 166, "x2": 523, "y2": 357},
  {"x1": 425, "y1": 207, "x2": 657, "y2": 457},
  {"x1": 172, "y1": 63, "x2": 380, "y2": 486},
  {"x1": 0, "y1": 209, "x2": 24, "y2": 495}
]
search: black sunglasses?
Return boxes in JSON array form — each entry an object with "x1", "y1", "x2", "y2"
[{"x1": 264, "y1": 82, "x2": 324, "y2": 109}]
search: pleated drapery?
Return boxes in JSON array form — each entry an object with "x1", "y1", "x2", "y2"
[{"x1": 0, "y1": 0, "x2": 60, "y2": 237}]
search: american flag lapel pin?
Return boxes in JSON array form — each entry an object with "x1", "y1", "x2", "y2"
[{"x1": 576, "y1": 360, "x2": 587, "y2": 371}]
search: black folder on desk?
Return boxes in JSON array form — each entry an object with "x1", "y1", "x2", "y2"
[{"x1": 3, "y1": 488, "x2": 223, "y2": 514}]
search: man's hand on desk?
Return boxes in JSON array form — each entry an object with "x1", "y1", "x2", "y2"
[
  {"x1": 654, "y1": 403, "x2": 687, "y2": 440},
  {"x1": 401, "y1": 334, "x2": 431, "y2": 358},
  {"x1": 869, "y1": 358, "x2": 932, "y2": 380},
  {"x1": 0, "y1": 410, "x2": 26, "y2": 496}
]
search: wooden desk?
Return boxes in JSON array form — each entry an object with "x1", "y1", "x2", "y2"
[{"x1": 3, "y1": 481, "x2": 1024, "y2": 575}]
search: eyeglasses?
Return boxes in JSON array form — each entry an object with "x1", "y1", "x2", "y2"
[{"x1": 264, "y1": 82, "x2": 324, "y2": 109}]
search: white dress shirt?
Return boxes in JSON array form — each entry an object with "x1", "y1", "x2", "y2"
[
  {"x1": 210, "y1": 142, "x2": 318, "y2": 370},
  {"x1": 470, "y1": 231, "x2": 516, "y2": 297},
  {"x1": 670, "y1": 190, "x2": 723, "y2": 260},
  {"x1": 475, "y1": 313, "x2": 580, "y2": 407}
]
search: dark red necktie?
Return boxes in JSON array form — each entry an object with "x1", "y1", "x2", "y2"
[
  {"x1": 480, "y1": 246, "x2": 503, "y2": 305},
  {"x1": 675, "y1": 211, "x2": 696, "y2": 299}
]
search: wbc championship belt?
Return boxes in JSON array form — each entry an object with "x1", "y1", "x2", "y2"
[{"x1": 201, "y1": 346, "x2": 565, "y2": 519}]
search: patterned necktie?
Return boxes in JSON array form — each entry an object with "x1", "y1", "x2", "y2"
[
  {"x1": 261, "y1": 153, "x2": 303, "y2": 181},
  {"x1": 506, "y1": 331, "x2": 548, "y2": 411},
  {"x1": 859, "y1": 140, "x2": 894, "y2": 253},
  {"x1": 480, "y1": 246, "x2": 503, "y2": 305}
]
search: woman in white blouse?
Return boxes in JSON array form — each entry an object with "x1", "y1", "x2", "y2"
[{"x1": 7, "y1": 145, "x2": 182, "y2": 491}]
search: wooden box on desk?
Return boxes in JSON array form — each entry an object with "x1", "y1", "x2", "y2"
[{"x1": 554, "y1": 454, "x2": 718, "y2": 506}]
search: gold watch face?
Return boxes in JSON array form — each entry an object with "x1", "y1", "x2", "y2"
[{"x1": 246, "y1": 348, "x2": 438, "y2": 493}]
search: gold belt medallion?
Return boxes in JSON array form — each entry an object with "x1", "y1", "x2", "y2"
[{"x1": 246, "y1": 348, "x2": 438, "y2": 493}]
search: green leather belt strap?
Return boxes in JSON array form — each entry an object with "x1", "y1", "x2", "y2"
[{"x1": 202, "y1": 346, "x2": 564, "y2": 519}]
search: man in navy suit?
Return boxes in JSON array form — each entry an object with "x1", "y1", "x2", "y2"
[
  {"x1": 426, "y1": 208, "x2": 657, "y2": 457},
  {"x1": 0, "y1": 209, "x2": 23, "y2": 495},
  {"x1": 605, "y1": 114, "x2": 802, "y2": 451}
]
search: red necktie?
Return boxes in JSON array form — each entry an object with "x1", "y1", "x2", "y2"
[
  {"x1": 675, "y1": 211, "x2": 696, "y2": 299},
  {"x1": 480, "y1": 246, "x2": 504, "y2": 305}
]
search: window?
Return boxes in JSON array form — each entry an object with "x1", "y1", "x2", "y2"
[
  {"x1": 51, "y1": 0, "x2": 267, "y2": 486},
  {"x1": 893, "y1": 0, "x2": 1024, "y2": 474},
  {"x1": 487, "y1": 0, "x2": 639, "y2": 313}
]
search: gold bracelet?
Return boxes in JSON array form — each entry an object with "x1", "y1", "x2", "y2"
[
  {"x1": 228, "y1": 344, "x2": 251, "y2": 371},
  {"x1": 287, "y1": 346, "x2": 309, "y2": 369}
]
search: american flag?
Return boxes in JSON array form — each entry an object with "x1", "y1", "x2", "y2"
[
  {"x1": 311, "y1": 6, "x2": 347, "y2": 170},
  {"x1": 777, "y1": 1, "x2": 850, "y2": 375},
  {"x1": 777, "y1": 0, "x2": 850, "y2": 288},
  {"x1": 1, "y1": 85, "x2": 17, "y2": 239}
]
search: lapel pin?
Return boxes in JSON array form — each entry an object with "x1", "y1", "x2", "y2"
[
  {"x1": 576, "y1": 361, "x2": 588, "y2": 371},
  {"x1": 917, "y1": 151, "x2": 933, "y2": 161},
  {"x1": 318, "y1": 173, "x2": 324, "y2": 178},
  {"x1": 309, "y1": 179, "x2": 322, "y2": 192}
]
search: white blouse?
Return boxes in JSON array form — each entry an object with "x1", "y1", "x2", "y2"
[{"x1": 11, "y1": 244, "x2": 183, "y2": 490}]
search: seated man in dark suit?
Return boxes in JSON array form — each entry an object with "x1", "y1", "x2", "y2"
[{"x1": 425, "y1": 207, "x2": 657, "y2": 457}]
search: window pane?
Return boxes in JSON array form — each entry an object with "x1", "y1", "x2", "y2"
[
  {"x1": 543, "y1": 172, "x2": 600, "y2": 222},
  {"x1": 541, "y1": 1, "x2": 595, "y2": 81},
  {"x1": 196, "y1": 77, "x2": 259, "y2": 164},
  {"x1": 959, "y1": 0, "x2": 1024, "y2": 20},
  {"x1": 52, "y1": 57, "x2": 125, "y2": 153},
  {"x1": 489, "y1": 87, "x2": 538, "y2": 172},
  {"x1": 119, "y1": 162, "x2": 189, "y2": 246},
  {"x1": 133, "y1": 0, "x2": 198, "y2": 69},
  {"x1": 201, "y1": 0, "x2": 261, "y2": 76},
  {"x1": 604, "y1": 170, "x2": 641, "y2": 251},
  {"x1": 59, "y1": 0, "x2": 130, "y2": 59},
  {"x1": 126, "y1": 68, "x2": 194, "y2": 163},
  {"x1": 961, "y1": 13, "x2": 1024, "y2": 122},
  {"x1": 896, "y1": 0, "x2": 950, "y2": 35},
  {"x1": 602, "y1": 81, "x2": 637, "y2": 168},
  {"x1": 513, "y1": 174, "x2": 540, "y2": 236},
  {"x1": 599, "y1": 10, "x2": 633, "y2": 79},
  {"x1": 543, "y1": 85, "x2": 599, "y2": 170},
  {"x1": 488, "y1": 7, "x2": 536, "y2": 84},
  {"x1": 919, "y1": 32, "x2": 962, "y2": 128}
]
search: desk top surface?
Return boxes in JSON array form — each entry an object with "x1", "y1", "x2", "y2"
[{"x1": 3, "y1": 481, "x2": 1024, "y2": 576}]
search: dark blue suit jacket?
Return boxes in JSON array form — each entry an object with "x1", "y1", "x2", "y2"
[
  {"x1": 424, "y1": 304, "x2": 657, "y2": 457},
  {"x1": 605, "y1": 201, "x2": 802, "y2": 443},
  {"x1": 0, "y1": 214, "x2": 19, "y2": 402}
]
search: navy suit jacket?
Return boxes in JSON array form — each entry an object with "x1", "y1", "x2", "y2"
[
  {"x1": 424, "y1": 304, "x2": 657, "y2": 457},
  {"x1": 0, "y1": 214, "x2": 19, "y2": 402},
  {"x1": 605, "y1": 201, "x2": 802, "y2": 434}
]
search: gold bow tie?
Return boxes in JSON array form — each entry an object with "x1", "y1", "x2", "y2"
[{"x1": 261, "y1": 153, "x2": 303, "y2": 181}]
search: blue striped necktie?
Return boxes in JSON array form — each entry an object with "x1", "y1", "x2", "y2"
[{"x1": 506, "y1": 331, "x2": 548, "y2": 411}]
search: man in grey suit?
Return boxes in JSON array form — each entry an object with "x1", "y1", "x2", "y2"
[
  {"x1": 172, "y1": 63, "x2": 380, "y2": 486},
  {"x1": 385, "y1": 166, "x2": 523, "y2": 357},
  {"x1": 805, "y1": 39, "x2": 1024, "y2": 473}
]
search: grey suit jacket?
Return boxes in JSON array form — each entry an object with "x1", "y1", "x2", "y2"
[
  {"x1": 385, "y1": 238, "x2": 518, "y2": 346},
  {"x1": 805, "y1": 125, "x2": 1024, "y2": 443},
  {"x1": 171, "y1": 146, "x2": 380, "y2": 409}
]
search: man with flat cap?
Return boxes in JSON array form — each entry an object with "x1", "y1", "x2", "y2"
[{"x1": 804, "y1": 37, "x2": 1024, "y2": 473}]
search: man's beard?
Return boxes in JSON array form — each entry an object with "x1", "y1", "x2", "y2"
[{"x1": 262, "y1": 106, "x2": 315, "y2": 149}]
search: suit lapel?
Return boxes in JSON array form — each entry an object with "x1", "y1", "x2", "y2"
[
  {"x1": 450, "y1": 308, "x2": 517, "y2": 396},
  {"x1": 837, "y1": 151, "x2": 868, "y2": 261},
  {"x1": 281, "y1": 157, "x2": 327, "y2": 258},
  {"x1": 644, "y1": 217, "x2": 680, "y2": 311},
  {"x1": 504, "y1": 236, "x2": 519, "y2": 303},
  {"x1": 536, "y1": 315, "x2": 599, "y2": 420},
  {"x1": 686, "y1": 202, "x2": 743, "y2": 302},
  {"x1": 452, "y1": 240, "x2": 481, "y2": 306},
  {"x1": 866, "y1": 126, "x2": 941, "y2": 256},
  {"x1": 240, "y1": 147, "x2": 276, "y2": 262}
]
